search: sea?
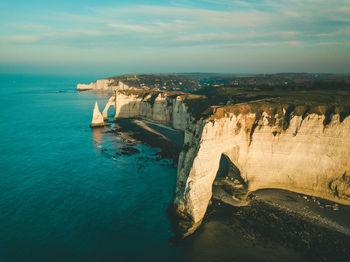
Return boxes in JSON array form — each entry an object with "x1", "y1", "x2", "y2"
[
  {"x1": 1, "y1": 75, "x2": 350, "y2": 262},
  {"x1": 0, "y1": 75, "x2": 182, "y2": 262}
]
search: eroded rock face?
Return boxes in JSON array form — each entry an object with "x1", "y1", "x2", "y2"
[
  {"x1": 212, "y1": 154, "x2": 248, "y2": 201},
  {"x1": 114, "y1": 91, "x2": 191, "y2": 130},
  {"x1": 102, "y1": 96, "x2": 116, "y2": 121},
  {"x1": 173, "y1": 106, "x2": 350, "y2": 230},
  {"x1": 330, "y1": 172, "x2": 350, "y2": 200}
]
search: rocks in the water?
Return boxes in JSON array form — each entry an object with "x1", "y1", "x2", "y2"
[
  {"x1": 116, "y1": 146, "x2": 140, "y2": 156},
  {"x1": 90, "y1": 101, "x2": 105, "y2": 127},
  {"x1": 329, "y1": 172, "x2": 350, "y2": 200}
]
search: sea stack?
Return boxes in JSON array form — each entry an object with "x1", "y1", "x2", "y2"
[{"x1": 90, "y1": 101, "x2": 105, "y2": 127}]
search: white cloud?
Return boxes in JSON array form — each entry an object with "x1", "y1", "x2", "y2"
[
  {"x1": 7, "y1": 22, "x2": 50, "y2": 31},
  {"x1": 4, "y1": 35, "x2": 38, "y2": 44},
  {"x1": 222, "y1": 41, "x2": 303, "y2": 48},
  {"x1": 100, "y1": 5, "x2": 274, "y2": 28}
]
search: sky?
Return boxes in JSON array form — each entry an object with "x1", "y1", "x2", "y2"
[{"x1": 0, "y1": 0, "x2": 350, "y2": 76}]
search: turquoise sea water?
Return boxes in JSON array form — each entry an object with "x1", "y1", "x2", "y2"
[{"x1": 0, "y1": 75, "x2": 182, "y2": 261}]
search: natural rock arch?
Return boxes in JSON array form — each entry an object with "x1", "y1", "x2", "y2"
[
  {"x1": 212, "y1": 154, "x2": 248, "y2": 204},
  {"x1": 174, "y1": 112, "x2": 350, "y2": 238},
  {"x1": 102, "y1": 96, "x2": 116, "y2": 121}
]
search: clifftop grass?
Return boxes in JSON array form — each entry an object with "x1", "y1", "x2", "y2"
[
  {"x1": 116, "y1": 86, "x2": 350, "y2": 123},
  {"x1": 205, "y1": 89, "x2": 350, "y2": 119},
  {"x1": 193, "y1": 86, "x2": 350, "y2": 120}
]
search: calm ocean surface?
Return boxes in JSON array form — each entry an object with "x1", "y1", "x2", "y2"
[{"x1": 0, "y1": 75, "x2": 183, "y2": 261}]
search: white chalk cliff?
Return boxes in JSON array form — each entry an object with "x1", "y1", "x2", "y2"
[
  {"x1": 90, "y1": 101, "x2": 105, "y2": 127},
  {"x1": 98, "y1": 91, "x2": 350, "y2": 235},
  {"x1": 173, "y1": 104, "x2": 350, "y2": 234},
  {"x1": 113, "y1": 90, "x2": 196, "y2": 130}
]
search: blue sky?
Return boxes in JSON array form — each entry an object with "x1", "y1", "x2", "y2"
[{"x1": 1, "y1": 0, "x2": 350, "y2": 76}]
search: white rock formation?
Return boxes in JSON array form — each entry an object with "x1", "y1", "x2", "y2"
[
  {"x1": 114, "y1": 91, "x2": 193, "y2": 130},
  {"x1": 173, "y1": 105, "x2": 350, "y2": 230},
  {"x1": 76, "y1": 83, "x2": 92, "y2": 90},
  {"x1": 102, "y1": 96, "x2": 116, "y2": 121},
  {"x1": 90, "y1": 101, "x2": 105, "y2": 127}
]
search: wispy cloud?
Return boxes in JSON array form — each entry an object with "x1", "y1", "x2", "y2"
[
  {"x1": 97, "y1": 5, "x2": 274, "y2": 28},
  {"x1": 4, "y1": 35, "x2": 38, "y2": 44},
  {"x1": 7, "y1": 22, "x2": 50, "y2": 31},
  {"x1": 222, "y1": 41, "x2": 303, "y2": 48}
]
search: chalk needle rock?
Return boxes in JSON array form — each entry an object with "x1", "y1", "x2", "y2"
[{"x1": 90, "y1": 102, "x2": 105, "y2": 127}]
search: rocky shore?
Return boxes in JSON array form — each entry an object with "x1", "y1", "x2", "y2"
[
  {"x1": 181, "y1": 192, "x2": 350, "y2": 262},
  {"x1": 112, "y1": 118, "x2": 184, "y2": 164}
]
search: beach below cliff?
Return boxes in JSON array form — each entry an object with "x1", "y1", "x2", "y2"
[
  {"x1": 182, "y1": 189, "x2": 350, "y2": 262},
  {"x1": 112, "y1": 118, "x2": 184, "y2": 164}
]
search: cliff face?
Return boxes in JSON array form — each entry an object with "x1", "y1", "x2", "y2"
[
  {"x1": 114, "y1": 91, "x2": 200, "y2": 130},
  {"x1": 173, "y1": 103, "x2": 350, "y2": 227}
]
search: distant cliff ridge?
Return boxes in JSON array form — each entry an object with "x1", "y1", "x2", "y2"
[
  {"x1": 78, "y1": 73, "x2": 350, "y2": 92},
  {"x1": 77, "y1": 74, "x2": 204, "y2": 91},
  {"x1": 84, "y1": 74, "x2": 350, "y2": 237},
  {"x1": 77, "y1": 79, "x2": 131, "y2": 91}
]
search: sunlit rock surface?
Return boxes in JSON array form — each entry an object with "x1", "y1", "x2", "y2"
[
  {"x1": 174, "y1": 104, "x2": 350, "y2": 229},
  {"x1": 90, "y1": 101, "x2": 105, "y2": 127},
  {"x1": 114, "y1": 90, "x2": 197, "y2": 130}
]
